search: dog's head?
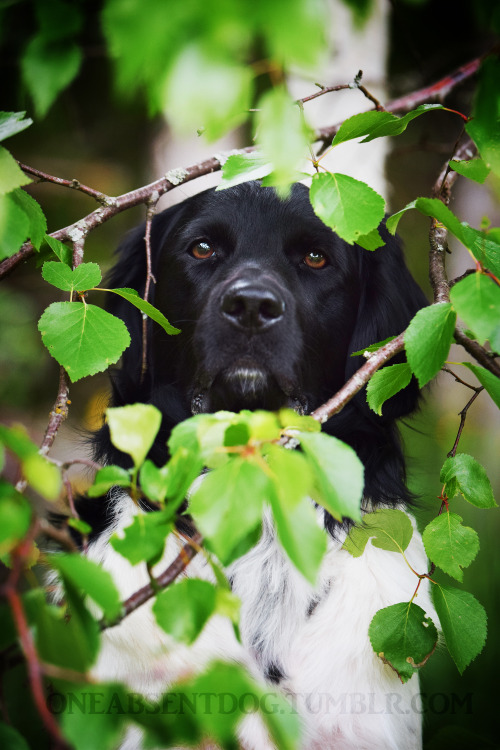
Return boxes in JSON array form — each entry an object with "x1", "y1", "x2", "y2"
[
  {"x1": 107, "y1": 182, "x2": 425, "y2": 416},
  {"x1": 99, "y1": 181, "x2": 427, "y2": 509}
]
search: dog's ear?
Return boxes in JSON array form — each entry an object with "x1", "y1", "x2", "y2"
[
  {"x1": 346, "y1": 227, "x2": 428, "y2": 420},
  {"x1": 104, "y1": 202, "x2": 186, "y2": 398}
]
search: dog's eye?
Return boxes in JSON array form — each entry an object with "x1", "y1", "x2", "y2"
[
  {"x1": 191, "y1": 241, "x2": 215, "y2": 260},
  {"x1": 304, "y1": 251, "x2": 327, "y2": 269}
]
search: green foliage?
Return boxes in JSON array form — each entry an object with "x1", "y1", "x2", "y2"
[
  {"x1": 0, "y1": 424, "x2": 61, "y2": 501},
  {"x1": 21, "y1": 0, "x2": 83, "y2": 118},
  {"x1": 404, "y1": 303, "x2": 457, "y2": 387},
  {"x1": 465, "y1": 55, "x2": 500, "y2": 179},
  {"x1": 440, "y1": 453, "x2": 497, "y2": 509},
  {"x1": 110, "y1": 508, "x2": 174, "y2": 566},
  {"x1": 449, "y1": 157, "x2": 491, "y2": 183},
  {"x1": 153, "y1": 578, "x2": 218, "y2": 644},
  {"x1": 366, "y1": 362, "x2": 413, "y2": 415},
  {"x1": 342, "y1": 508, "x2": 414, "y2": 557},
  {"x1": 309, "y1": 172, "x2": 385, "y2": 244},
  {"x1": 422, "y1": 513, "x2": 479, "y2": 582},
  {"x1": 332, "y1": 104, "x2": 443, "y2": 146},
  {"x1": 106, "y1": 404, "x2": 162, "y2": 468},
  {"x1": 450, "y1": 272, "x2": 500, "y2": 350},
  {"x1": 38, "y1": 301, "x2": 131, "y2": 382},
  {"x1": 368, "y1": 602, "x2": 438, "y2": 683},
  {"x1": 104, "y1": 287, "x2": 180, "y2": 335},
  {"x1": 432, "y1": 585, "x2": 487, "y2": 674},
  {"x1": 50, "y1": 554, "x2": 122, "y2": 621}
]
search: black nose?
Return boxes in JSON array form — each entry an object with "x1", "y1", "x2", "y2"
[{"x1": 221, "y1": 281, "x2": 285, "y2": 331}]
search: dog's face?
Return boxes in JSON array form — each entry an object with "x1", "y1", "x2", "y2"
[
  {"x1": 150, "y1": 183, "x2": 361, "y2": 416},
  {"x1": 97, "y1": 180, "x2": 428, "y2": 510},
  {"x1": 107, "y1": 180, "x2": 427, "y2": 437}
]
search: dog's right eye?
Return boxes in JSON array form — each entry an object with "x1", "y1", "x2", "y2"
[{"x1": 191, "y1": 241, "x2": 215, "y2": 260}]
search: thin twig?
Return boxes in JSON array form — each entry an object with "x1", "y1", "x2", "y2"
[
  {"x1": 310, "y1": 333, "x2": 405, "y2": 423},
  {"x1": 1, "y1": 526, "x2": 71, "y2": 750},
  {"x1": 0, "y1": 54, "x2": 483, "y2": 282},
  {"x1": 447, "y1": 388, "x2": 484, "y2": 458},
  {"x1": 101, "y1": 532, "x2": 203, "y2": 631},
  {"x1": 39, "y1": 368, "x2": 71, "y2": 458},
  {"x1": 141, "y1": 197, "x2": 159, "y2": 380},
  {"x1": 18, "y1": 162, "x2": 112, "y2": 205}
]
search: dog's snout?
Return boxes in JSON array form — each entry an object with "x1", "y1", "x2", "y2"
[{"x1": 221, "y1": 281, "x2": 285, "y2": 331}]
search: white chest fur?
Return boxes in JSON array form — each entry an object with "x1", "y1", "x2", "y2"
[{"x1": 87, "y1": 494, "x2": 432, "y2": 750}]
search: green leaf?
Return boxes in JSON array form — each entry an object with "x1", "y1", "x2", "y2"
[
  {"x1": 387, "y1": 196, "x2": 462, "y2": 237},
  {"x1": 43, "y1": 235, "x2": 72, "y2": 265},
  {"x1": 21, "y1": 38, "x2": 82, "y2": 118},
  {"x1": 369, "y1": 602, "x2": 438, "y2": 682},
  {"x1": 310, "y1": 172, "x2": 385, "y2": 244},
  {"x1": 343, "y1": 508, "x2": 414, "y2": 558},
  {"x1": 139, "y1": 460, "x2": 170, "y2": 503},
  {"x1": 49, "y1": 553, "x2": 122, "y2": 621},
  {"x1": 87, "y1": 465, "x2": 131, "y2": 497},
  {"x1": 449, "y1": 157, "x2": 491, "y2": 184},
  {"x1": 0, "y1": 111, "x2": 33, "y2": 142},
  {"x1": 22, "y1": 452, "x2": 62, "y2": 501},
  {"x1": 278, "y1": 408, "x2": 321, "y2": 433},
  {"x1": 106, "y1": 403, "x2": 162, "y2": 468},
  {"x1": 332, "y1": 105, "x2": 443, "y2": 147},
  {"x1": 450, "y1": 273, "x2": 500, "y2": 346},
  {"x1": 366, "y1": 362, "x2": 413, "y2": 415},
  {"x1": 0, "y1": 146, "x2": 31, "y2": 195},
  {"x1": 0, "y1": 193, "x2": 30, "y2": 260},
  {"x1": 110, "y1": 508, "x2": 173, "y2": 566},
  {"x1": 153, "y1": 579, "x2": 217, "y2": 644},
  {"x1": 404, "y1": 303, "x2": 457, "y2": 387},
  {"x1": 258, "y1": 0, "x2": 326, "y2": 69},
  {"x1": 256, "y1": 86, "x2": 310, "y2": 190},
  {"x1": 350, "y1": 335, "x2": 396, "y2": 356},
  {"x1": 460, "y1": 226, "x2": 500, "y2": 278},
  {"x1": 67, "y1": 517, "x2": 92, "y2": 535},
  {"x1": 104, "y1": 287, "x2": 180, "y2": 335},
  {"x1": 35, "y1": 581, "x2": 99, "y2": 672},
  {"x1": 165, "y1": 45, "x2": 253, "y2": 141},
  {"x1": 189, "y1": 458, "x2": 267, "y2": 565},
  {"x1": 218, "y1": 153, "x2": 273, "y2": 190},
  {"x1": 422, "y1": 513, "x2": 479, "y2": 582},
  {"x1": 462, "y1": 362, "x2": 500, "y2": 408},
  {"x1": 265, "y1": 444, "x2": 312, "y2": 508},
  {"x1": 38, "y1": 301, "x2": 131, "y2": 382},
  {"x1": 388, "y1": 197, "x2": 500, "y2": 278},
  {"x1": 269, "y1": 493, "x2": 327, "y2": 583},
  {"x1": 0, "y1": 722, "x2": 30, "y2": 750},
  {"x1": 61, "y1": 683, "x2": 127, "y2": 750},
  {"x1": 440, "y1": 453, "x2": 496, "y2": 509},
  {"x1": 42, "y1": 261, "x2": 102, "y2": 293},
  {"x1": 465, "y1": 56, "x2": 500, "y2": 179},
  {"x1": 297, "y1": 431, "x2": 364, "y2": 522},
  {"x1": 0, "y1": 482, "x2": 32, "y2": 556},
  {"x1": 10, "y1": 189, "x2": 47, "y2": 249},
  {"x1": 355, "y1": 227, "x2": 384, "y2": 251},
  {"x1": 432, "y1": 585, "x2": 487, "y2": 673}
]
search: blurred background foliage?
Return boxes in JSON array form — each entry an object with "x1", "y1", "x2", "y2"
[{"x1": 1, "y1": 0, "x2": 499, "y2": 747}]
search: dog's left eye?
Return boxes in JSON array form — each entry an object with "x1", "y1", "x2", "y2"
[
  {"x1": 303, "y1": 251, "x2": 327, "y2": 269},
  {"x1": 191, "y1": 241, "x2": 215, "y2": 259}
]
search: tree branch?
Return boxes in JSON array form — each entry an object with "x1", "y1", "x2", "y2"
[
  {"x1": 101, "y1": 532, "x2": 203, "y2": 631},
  {"x1": 0, "y1": 54, "x2": 483, "y2": 281},
  {"x1": 310, "y1": 333, "x2": 405, "y2": 423}
]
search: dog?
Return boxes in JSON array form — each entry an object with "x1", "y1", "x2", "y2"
[{"x1": 82, "y1": 181, "x2": 433, "y2": 750}]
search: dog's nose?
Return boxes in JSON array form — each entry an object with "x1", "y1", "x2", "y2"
[{"x1": 221, "y1": 281, "x2": 285, "y2": 330}]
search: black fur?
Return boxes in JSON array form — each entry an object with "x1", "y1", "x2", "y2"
[{"x1": 90, "y1": 182, "x2": 427, "y2": 537}]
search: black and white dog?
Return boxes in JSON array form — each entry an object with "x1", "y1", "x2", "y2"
[{"x1": 84, "y1": 182, "x2": 432, "y2": 749}]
